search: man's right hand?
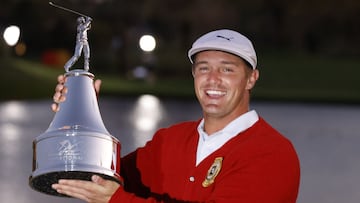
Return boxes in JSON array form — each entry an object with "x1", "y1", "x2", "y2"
[{"x1": 51, "y1": 74, "x2": 102, "y2": 112}]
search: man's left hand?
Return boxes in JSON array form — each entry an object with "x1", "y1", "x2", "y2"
[{"x1": 52, "y1": 175, "x2": 120, "y2": 203}]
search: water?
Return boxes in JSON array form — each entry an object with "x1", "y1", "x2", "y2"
[{"x1": 1, "y1": 97, "x2": 359, "y2": 203}]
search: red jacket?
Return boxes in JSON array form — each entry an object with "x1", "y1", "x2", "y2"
[{"x1": 110, "y1": 117, "x2": 300, "y2": 203}]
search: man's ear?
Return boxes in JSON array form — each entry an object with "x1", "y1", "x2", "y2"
[
  {"x1": 191, "y1": 66, "x2": 195, "y2": 77},
  {"x1": 246, "y1": 69, "x2": 259, "y2": 90}
]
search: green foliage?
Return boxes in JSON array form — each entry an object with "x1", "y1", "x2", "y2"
[
  {"x1": 253, "y1": 52, "x2": 360, "y2": 103},
  {"x1": 0, "y1": 57, "x2": 195, "y2": 101},
  {"x1": 0, "y1": 58, "x2": 62, "y2": 100},
  {"x1": 1, "y1": 54, "x2": 359, "y2": 103}
]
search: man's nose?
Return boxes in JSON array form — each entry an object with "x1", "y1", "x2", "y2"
[{"x1": 207, "y1": 70, "x2": 221, "y2": 83}]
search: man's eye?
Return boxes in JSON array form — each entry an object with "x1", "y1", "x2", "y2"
[
  {"x1": 196, "y1": 67, "x2": 209, "y2": 72},
  {"x1": 223, "y1": 68, "x2": 233, "y2": 72}
]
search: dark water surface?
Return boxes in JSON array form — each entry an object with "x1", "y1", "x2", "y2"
[{"x1": 1, "y1": 96, "x2": 359, "y2": 203}]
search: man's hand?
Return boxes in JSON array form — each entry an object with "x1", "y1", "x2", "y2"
[
  {"x1": 51, "y1": 74, "x2": 102, "y2": 112},
  {"x1": 52, "y1": 175, "x2": 120, "y2": 203}
]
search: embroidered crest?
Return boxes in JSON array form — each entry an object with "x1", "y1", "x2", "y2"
[{"x1": 202, "y1": 157, "x2": 223, "y2": 187}]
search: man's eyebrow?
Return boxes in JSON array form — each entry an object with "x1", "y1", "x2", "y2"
[
  {"x1": 194, "y1": 60, "x2": 238, "y2": 66},
  {"x1": 193, "y1": 61, "x2": 208, "y2": 66},
  {"x1": 219, "y1": 60, "x2": 239, "y2": 65}
]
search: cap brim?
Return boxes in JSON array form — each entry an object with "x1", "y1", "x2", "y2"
[{"x1": 188, "y1": 46, "x2": 256, "y2": 69}]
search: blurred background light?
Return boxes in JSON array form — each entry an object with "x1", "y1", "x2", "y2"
[
  {"x1": 15, "y1": 42, "x2": 27, "y2": 56},
  {"x1": 139, "y1": 35, "x2": 156, "y2": 52},
  {"x1": 133, "y1": 94, "x2": 162, "y2": 131},
  {"x1": 3, "y1": 25, "x2": 20, "y2": 46},
  {"x1": 132, "y1": 65, "x2": 149, "y2": 79}
]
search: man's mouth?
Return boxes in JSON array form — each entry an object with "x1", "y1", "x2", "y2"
[{"x1": 206, "y1": 90, "x2": 226, "y2": 97}]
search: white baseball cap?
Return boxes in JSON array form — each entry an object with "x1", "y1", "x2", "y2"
[{"x1": 188, "y1": 29, "x2": 257, "y2": 69}]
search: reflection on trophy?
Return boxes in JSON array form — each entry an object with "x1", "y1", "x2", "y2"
[{"x1": 29, "y1": 2, "x2": 122, "y2": 197}]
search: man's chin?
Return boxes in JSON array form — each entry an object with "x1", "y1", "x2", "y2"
[{"x1": 202, "y1": 106, "x2": 223, "y2": 116}]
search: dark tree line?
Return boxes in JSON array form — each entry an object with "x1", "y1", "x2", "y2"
[{"x1": 1, "y1": 0, "x2": 359, "y2": 74}]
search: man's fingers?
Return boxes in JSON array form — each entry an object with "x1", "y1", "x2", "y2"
[
  {"x1": 91, "y1": 175, "x2": 112, "y2": 187},
  {"x1": 51, "y1": 177, "x2": 119, "y2": 202},
  {"x1": 91, "y1": 175, "x2": 120, "y2": 196},
  {"x1": 91, "y1": 175, "x2": 104, "y2": 184},
  {"x1": 54, "y1": 84, "x2": 68, "y2": 96},
  {"x1": 57, "y1": 74, "x2": 66, "y2": 84},
  {"x1": 52, "y1": 182, "x2": 91, "y2": 202},
  {"x1": 51, "y1": 75, "x2": 101, "y2": 113},
  {"x1": 51, "y1": 103, "x2": 60, "y2": 112},
  {"x1": 57, "y1": 179, "x2": 105, "y2": 191},
  {"x1": 54, "y1": 83, "x2": 63, "y2": 92},
  {"x1": 94, "y1": 79, "x2": 102, "y2": 95},
  {"x1": 53, "y1": 179, "x2": 100, "y2": 198}
]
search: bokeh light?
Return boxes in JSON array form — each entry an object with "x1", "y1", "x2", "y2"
[
  {"x1": 139, "y1": 35, "x2": 156, "y2": 52},
  {"x1": 3, "y1": 25, "x2": 20, "y2": 46}
]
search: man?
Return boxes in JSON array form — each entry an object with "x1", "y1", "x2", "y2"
[{"x1": 52, "y1": 29, "x2": 300, "y2": 203}]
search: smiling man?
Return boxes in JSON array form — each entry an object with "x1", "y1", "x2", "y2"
[
  {"x1": 191, "y1": 50, "x2": 258, "y2": 134},
  {"x1": 52, "y1": 29, "x2": 300, "y2": 203}
]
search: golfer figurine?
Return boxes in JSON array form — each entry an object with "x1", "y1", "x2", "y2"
[{"x1": 64, "y1": 16, "x2": 92, "y2": 72}]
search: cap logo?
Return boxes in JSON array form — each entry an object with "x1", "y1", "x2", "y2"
[{"x1": 216, "y1": 35, "x2": 233, "y2": 41}]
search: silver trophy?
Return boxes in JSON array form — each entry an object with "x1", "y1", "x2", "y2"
[{"x1": 29, "y1": 2, "x2": 122, "y2": 197}]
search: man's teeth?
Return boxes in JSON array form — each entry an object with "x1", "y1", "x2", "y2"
[{"x1": 206, "y1": 90, "x2": 226, "y2": 96}]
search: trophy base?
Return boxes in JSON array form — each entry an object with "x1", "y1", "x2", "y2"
[{"x1": 29, "y1": 171, "x2": 121, "y2": 197}]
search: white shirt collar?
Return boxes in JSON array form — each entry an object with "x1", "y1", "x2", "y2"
[{"x1": 196, "y1": 110, "x2": 259, "y2": 165}]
